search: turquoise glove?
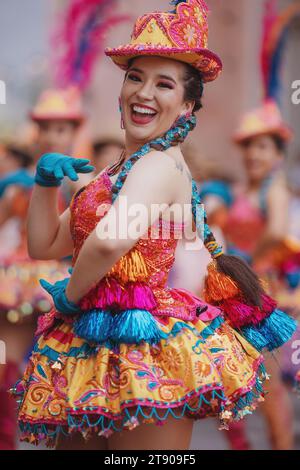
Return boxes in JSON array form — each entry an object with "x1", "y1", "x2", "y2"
[
  {"x1": 35, "y1": 153, "x2": 95, "y2": 187},
  {"x1": 0, "y1": 169, "x2": 34, "y2": 197},
  {"x1": 39, "y1": 277, "x2": 81, "y2": 316}
]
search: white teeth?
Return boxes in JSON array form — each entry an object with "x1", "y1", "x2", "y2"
[{"x1": 133, "y1": 105, "x2": 156, "y2": 115}]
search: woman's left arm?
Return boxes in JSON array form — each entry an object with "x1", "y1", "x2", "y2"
[{"x1": 66, "y1": 151, "x2": 178, "y2": 303}]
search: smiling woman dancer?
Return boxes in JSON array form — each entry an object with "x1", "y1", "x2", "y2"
[{"x1": 11, "y1": 0, "x2": 297, "y2": 450}]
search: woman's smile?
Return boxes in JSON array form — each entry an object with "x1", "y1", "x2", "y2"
[{"x1": 130, "y1": 103, "x2": 158, "y2": 126}]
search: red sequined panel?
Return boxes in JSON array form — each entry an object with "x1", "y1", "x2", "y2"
[
  {"x1": 69, "y1": 170, "x2": 185, "y2": 289},
  {"x1": 69, "y1": 171, "x2": 112, "y2": 263}
]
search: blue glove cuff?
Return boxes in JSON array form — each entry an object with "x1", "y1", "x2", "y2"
[
  {"x1": 54, "y1": 290, "x2": 82, "y2": 316},
  {"x1": 34, "y1": 172, "x2": 62, "y2": 188}
]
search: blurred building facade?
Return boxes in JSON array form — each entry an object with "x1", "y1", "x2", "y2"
[{"x1": 0, "y1": 0, "x2": 299, "y2": 177}]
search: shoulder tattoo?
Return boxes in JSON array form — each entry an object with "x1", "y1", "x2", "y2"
[{"x1": 173, "y1": 160, "x2": 192, "y2": 182}]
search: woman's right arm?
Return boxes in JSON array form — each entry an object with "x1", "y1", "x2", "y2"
[
  {"x1": 27, "y1": 185, "x2": 73, "y2": 260},
  {"x1": 27, "y1": 153, "x2": 94, "y2": 260}
]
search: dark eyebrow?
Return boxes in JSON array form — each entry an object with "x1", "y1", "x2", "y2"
[
  {"x1": 158, "y1": 74, "x2": 177, "y2": 85},
  {"x1": 127, "y1": 67, "x2": 177, "y2": 85}
]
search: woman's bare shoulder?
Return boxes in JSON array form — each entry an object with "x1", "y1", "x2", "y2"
[{"x1": 128, "y1": 149, "x2": 180, "y2": 181}]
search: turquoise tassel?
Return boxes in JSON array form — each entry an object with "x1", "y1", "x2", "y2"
[
  {"x1": 260, "y1": 309, "x2": 297, "y2": 351},
  {"x1": 110, "y1": 309, "x2": 165, "y2": 345},
  {"x1": 241, "y1": 309, "x2": 297, "y2": 352},
  {"x1": 74, "y1": 309, "x2": 113, "y2": 343},
  {"x1": 240, "y1": 325, "x2": 269, "y2": 352}
]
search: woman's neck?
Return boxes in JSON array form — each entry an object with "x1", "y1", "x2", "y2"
[{"x1": 124, "y1": 139, "x2": 146, "y2": 159}]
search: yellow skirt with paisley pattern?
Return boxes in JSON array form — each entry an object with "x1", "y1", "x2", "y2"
[{"x1": 11, "y1": 312, "x2": 267, "y2": 447}]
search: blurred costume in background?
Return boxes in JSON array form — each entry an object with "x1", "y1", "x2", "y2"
[
  {"x1": 279, "y1": 166, "x2": 300, "y2": 393},
  {"x1": 30, "y1": 86, "x2": 88, "y2": 203},
  {"x1": 0, "y1": 87, "x2": 86, "y2": 324},
  {"x1": 10, "y1": 0, "x2": 296, "y2": 449},
  {"x1": 198, "y1": 0, "x2": 300, "y2": 449},
  {"x1": 0, "y1": 87, "x2": 85, "y2": 449},
  {"x1": 200, "y1": 99, "x2": 295, "y2": 450},
  {"x1": 52, "y1": 0, "x2": 129, "y2": 91},
  {"x1": 1, "y1": 0, "x2": 129, "y2": 449},
  {"x1": 0, "y1": 146, "x2": 36, "y2": 450},
  {"x1": 92, "y1": 138, "x2": 124, "y2": 176}
]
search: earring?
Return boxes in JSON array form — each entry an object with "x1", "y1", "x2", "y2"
[
  {"x1": 173, "y1": 111, "x2": 192, "y2": 127},
  {"x1": 181, "y1": 111, "x2": 192, "y2": 120},
  {"x1": 118, "y1": 97, "x2": 125, "y2": 130}
]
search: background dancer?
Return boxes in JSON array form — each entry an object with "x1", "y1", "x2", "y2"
[{"x1": 11, "y1": 0, "x2": 296, "y2": 450}]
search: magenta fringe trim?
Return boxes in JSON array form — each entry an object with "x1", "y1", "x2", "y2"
[
  {"x1": 220, "y1": 294, "x2": 277, "y2": 329},
  {"x1": 79, "y1": 278, "x2": 157, "y2": 312}
]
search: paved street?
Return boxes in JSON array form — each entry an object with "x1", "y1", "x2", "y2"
[
  {"x1": 191, "y1": 392, "x2": 300, "y2": 450},
  {"x1": 19, "y1": 392, "x2": 300, "y2": 451}
]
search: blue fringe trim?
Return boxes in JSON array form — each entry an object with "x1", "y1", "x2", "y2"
[
  {"x1": 241, "y1": 309, "x2": 297, "y2": 352},
  {"x1": 74, "y1": 309, "x2": 113, "y2": 343},
  {"x1": 73, "y1": 308, "x2": 225, "y2": 347},
  {"x1": 74, "y1": 308, "x2": 166, "y2": 345},
  {"x1": 111, "y1": 309, "x2": 165, "y2": 345},
  {"x1": 18, "y1": 387, "x2": 228, "y2": 446}
]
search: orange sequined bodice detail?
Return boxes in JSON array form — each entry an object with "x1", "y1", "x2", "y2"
[
  {"x1": 69, "y1": 170, "x2": 221, "y2": 322},
  {"x1": 70, "y1": 170, "x2": 183, "y2": 288}
]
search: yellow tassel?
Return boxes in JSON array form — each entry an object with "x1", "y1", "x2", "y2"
[
  {"x1": 107, "y1": 247, "x2": 149, "y2": 283},
  {"x1": 203, "y1": 261, "x2": 240, "y2": 303}
]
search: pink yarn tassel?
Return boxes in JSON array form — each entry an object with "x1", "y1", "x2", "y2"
[
  {"x1": 220, "y1": 294, "x2": 277, "y2": 329},
  {"x1": 120, "y1": 282, "x2": 157, "y2": 311},
  {"x1": 95, "y1": 277, "x2": 123, "y2": 308},
  {"x1": 80, "y1": 279, "x2": 157, "y2": 311},
  {"x1": 261, "y1": 294, "x2": 277, "y2": 314}
]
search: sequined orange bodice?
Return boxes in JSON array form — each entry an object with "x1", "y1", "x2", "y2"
[
  {"x1": 70, "y1": 170, "x2": 183, "y2": 289},
  {"x1": 69, "y1": 170, "x2": 221, "y2": 322}
]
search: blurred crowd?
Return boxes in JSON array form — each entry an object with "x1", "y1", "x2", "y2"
[{"x1": 0, "y1": 0, "x2": 300, "y2": 452}]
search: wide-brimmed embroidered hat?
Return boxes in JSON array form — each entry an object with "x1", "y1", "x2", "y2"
[
  {"x1": 29, "y1": 86, "x2": 85, "y2": 123},
  {"x1": 105, "y1": 0, "x2": 222, "y2": 83},
  {"x1": 233, "y1": 99, "x2": 293, "y2": 144}
]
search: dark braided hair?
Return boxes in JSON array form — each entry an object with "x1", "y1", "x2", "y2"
[
  {"x1": 182, "y1": 63, "x2": 204, "y2": 112},
  {"x1": 182, "y1": 64, "x2": 263, "y2": 306}
]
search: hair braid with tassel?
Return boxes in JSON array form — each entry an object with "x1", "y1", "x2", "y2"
[{"x1": 111, "y1": 112, "x2": 265, "y2": 309}]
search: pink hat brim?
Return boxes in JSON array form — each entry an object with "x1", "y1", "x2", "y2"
[
  {"x1": 29, "y1": 112, "x2": 85, "y2": 124},
  {"x1": 105, "y1": 45, "x2": 222, "y2": 83},
  {"x1": 233, "y1": 125, "x2": 293, "y2": 145}
]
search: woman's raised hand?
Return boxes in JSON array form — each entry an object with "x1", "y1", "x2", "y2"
[{"x1": 35, "y1": 153, "x2": 95, "y2": 187}]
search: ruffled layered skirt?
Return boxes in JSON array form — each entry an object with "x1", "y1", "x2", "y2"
[{"x1": 11, "y1": 299, "x2": 268, "y2": 447}]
